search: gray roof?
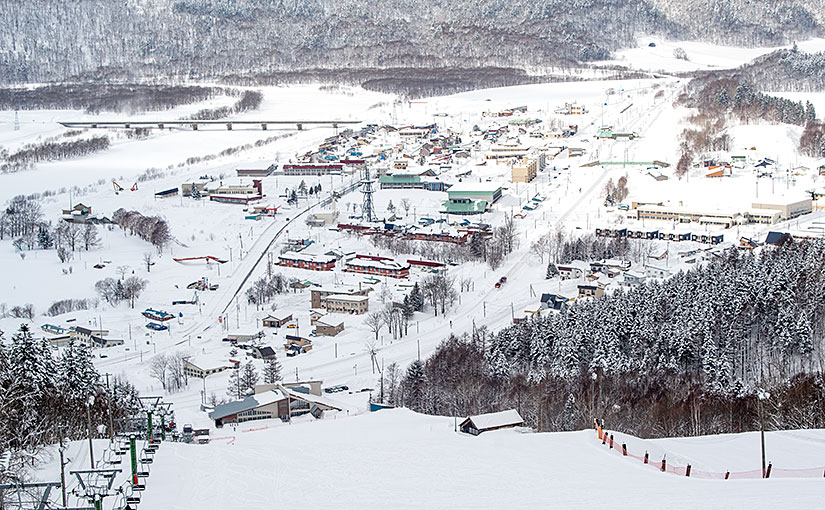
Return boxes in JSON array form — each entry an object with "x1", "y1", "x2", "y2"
[
  {"x1": 209, "y1": 390, "x2": 286, "y2": 420},
  {"x1": 257, "y1": 346, "x2": 277, "y2": 358}
]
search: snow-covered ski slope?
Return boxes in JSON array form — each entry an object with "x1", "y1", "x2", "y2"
[{"x1": 134, "y1": 409, "x2": 825, "y2": 510}]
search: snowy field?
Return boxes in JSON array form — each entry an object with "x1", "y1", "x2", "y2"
[
  {"x1": 137, "y1": 410, "x2": 825, "y2": 510},
  {"x1": 601, "y1": 37, "x2": 825, "y2": 73}
]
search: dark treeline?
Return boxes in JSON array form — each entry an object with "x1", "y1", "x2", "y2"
[
  {"x1": 387, "y1": 243, "x2": 825, "y2": 438},
  {"x1": 112, "y1": 208, "x2": 172, "y2": 253},
  {"x1": 679, "y1": 77, "x2": 813, "y2": 126},
  {"x1": 0, "y1": 325, "x2": 140, "y2": 456},
  {"x1": 799, "y1": 120, "x2": 825, "y2": 158},
  {"x1": 733, "y1": 47, "x2": 825, "y2": 92},
  {"x1": 1, "y1": 136, "x2": 110, "y2": 173},
  {"x1": 185, "y1": 89, "x2": 263, "y2": 120},
  {"x1": 221, "y1": 67, "x2": 573, "y2": 99},
  {"x1": 0, "y1": 84, "x2": 225, "y2": 113}
]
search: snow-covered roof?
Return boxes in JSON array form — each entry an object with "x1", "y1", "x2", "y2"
[
  {"x1": 346, "y1": 258, "x2": 409, "y2": 271},
  {"x1": 278, "y1": 251, "x2": 337, "y2": 264},
  {"x1": 209, "y1": 389, "x2": 287, "y2": 420},
  {"x1": 447, "y1": 181, "x2": 503, "y2": 193},
  {"x1": 325, "y1": 294, "x2": 369, "y2": 302},
  {"x1": 464, "y1": 409, "x2": 523, "y2": 430}
]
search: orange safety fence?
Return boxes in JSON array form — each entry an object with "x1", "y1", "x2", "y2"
[
  {"x1": 593, "y1": 422, "x2": 825, "y2": 480},
  {"x1": 208, "y1": 435, "x2": 236, "y2": 445}
]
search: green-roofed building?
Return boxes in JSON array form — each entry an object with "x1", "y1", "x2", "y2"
[
  {"x1": 446, "y1": 182, "x2": 503, "y2": 204},
  {"x1": 379, "y1": 174, "x2": 422, "y2": 189},
  {"x1": 441, "y1": 197, "x2": 488, "y2": 215}
]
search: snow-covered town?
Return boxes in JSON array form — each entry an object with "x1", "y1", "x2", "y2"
[{"x1": 2, "y1": 9, "x2": 825, "y2": 508}]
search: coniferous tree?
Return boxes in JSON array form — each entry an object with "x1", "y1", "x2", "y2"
[
  {"x1": 263, "y1": 356, "x2": 282, "y2": 384},
  {"x1": 226, "y1": 367, "x2": 242, "y2": 400},
  {"x1": 240, "y1": 361, "x2": 259, "y2": 395},
  {"x1": 402, "y1": 360, "x2": 426, "y2": 412}
]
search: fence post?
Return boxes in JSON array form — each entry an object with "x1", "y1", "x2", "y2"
[
  {"x1": 724, "y1": 471, "x2": 730, "y2": 480},
  {"x1": 622, "y1": 443, "x2": 627, "y2": 456},
  {"x1": 602, "y1": 432, "x2": 607, "y2": 445},
  {"x1": 609, "y1": 434, "x2": 614, "y2": 449},
  {"x1": 644, "y1": 452, "x2": 649, "y2": 464},
  {"x1": 661, "y1": 458, "x2": 667, "y2": 472},
  {"x1": 765, "y1": 463, "x2": 772, "y2": 479},
  {"x1": 685, "y1": 465, "x2": 691, "y2": 477}
]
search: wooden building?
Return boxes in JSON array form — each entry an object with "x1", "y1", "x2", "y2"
[
  {"x1": 459, "y1": 409, "x2": 524, "y2": 436},
  {"x1": 262, "y1": 313, "x2": 293, "y2": 328}
]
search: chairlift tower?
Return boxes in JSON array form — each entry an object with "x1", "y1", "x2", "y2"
[
  {"x1": 360, "y1": 168, "x2": 376, "y2": 223},
  {"x1": 13, "y1": 110, "x2": 20, "y2": 131}
]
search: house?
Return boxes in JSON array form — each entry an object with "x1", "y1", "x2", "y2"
[
  {"x1": 623, "y1": 270, "x2": 646, "y2": 287},
  {"x1": 644, "y1": 265, "x2": 671, "y2": 279},
  {"x1": 262, "y1": 313, "x2": 292, "y2": 328},
  {"x1": 314, "y1": 318, "x2": 345, "y2": 337},
  {"x1": 249, "y1": 345, "x2": 278, "y2": 360},
  {"x1": 557, "y1": 264, "x2": 584, "y2": 280},
  {"x1": 765, "y1": 231, "x2": 792, "y2": 246},
  {"x1": 277, "y1": 251, "x2": 337, "y2": 271},
  {"x1": 577, "y1": 283, "x2": 605, "y2": 299},
  {"x1": 539, "y1": 293, "x2": 570, "y2": 311},
  {"x1": 182, "y1": 356, "x2": 239, "y2": 379},
  {"x1": 208, "y1": 385, "x2": 341, "y2": 427},
  {"x1": 459, "y1": 409, "x2": 524, "y2": 436},
  {"x1": 648, "y1": 248, "x2": 668, "y2": 261},
  {"x1": 62, "y1": 203, "x2": 92, "y2": 218},
  {"x1": 309, "y1": 309, "x2": 328, "y2": 325}
]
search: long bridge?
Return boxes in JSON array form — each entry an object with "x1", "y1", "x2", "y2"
[{"x1": 58, "y1": 119, "x2": 362, "y2": 131}]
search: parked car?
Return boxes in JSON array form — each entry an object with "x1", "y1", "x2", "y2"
[{"x1": 145, "y1": 322, "x2": 168, "y2": 331}]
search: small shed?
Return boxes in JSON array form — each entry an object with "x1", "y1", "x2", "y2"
[{"x1": 459, "y1": 409, "x2": 524, "y2": 436}]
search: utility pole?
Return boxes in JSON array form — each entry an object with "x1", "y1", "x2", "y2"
[
  {"x1": 86, "y1": 396, "x2": 95, "y2": 469},
  {"x1": 105, "y1": 374, "x2": 114, "y2": 440},
  {"x1": 758, "y1": 389, "x2": 769, "y2": 478}
]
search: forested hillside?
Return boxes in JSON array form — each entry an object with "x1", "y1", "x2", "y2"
[
  {"x1": 386, "y1": 243, "x2": 825, "y2": 438},
  {"x1": 1, "y1": 0, "x2": 822, "y2": 84}
]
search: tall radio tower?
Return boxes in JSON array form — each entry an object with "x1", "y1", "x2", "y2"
[{"x1": 360, "y1": 168, "x2": 376, "y2": 223}]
